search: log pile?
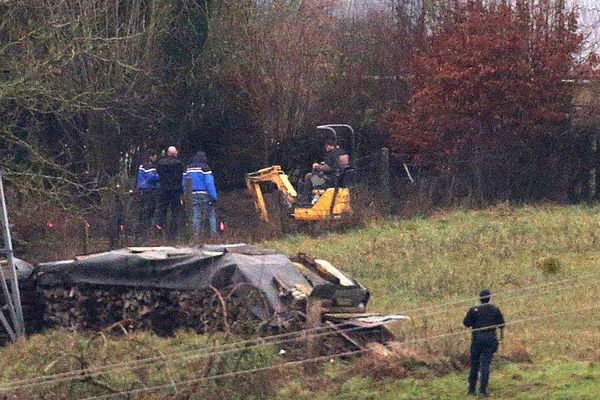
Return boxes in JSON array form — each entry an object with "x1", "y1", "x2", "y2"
[
  {"x1": 37, "y1": 284, "x2": 277, "y2": 336},
  {"x1": 0, "y1": 279, "x2": 44, "y2": 343}
]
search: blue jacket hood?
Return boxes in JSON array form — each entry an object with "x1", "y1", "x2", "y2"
[
  {"x1": 183, "y1": 151, "x2": 218, "y2": 200},
  {"x1": 189, "y1": 151, "x2": 210, "y2": 170}
]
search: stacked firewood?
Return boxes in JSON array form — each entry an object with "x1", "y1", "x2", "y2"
[
  {"x1": 43, "y1": 286, "x2": 88, "y2": 327},
  {"x1": 179, "y1": 288, "x2": 228, "y2": 333},
  {"x1": 37, "y1": 284, "x2": 270, "y2": 336}
]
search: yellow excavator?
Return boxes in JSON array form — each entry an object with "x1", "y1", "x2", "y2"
[{"x1": 245, "y1": 124, "x2": 355, "y2": 223}]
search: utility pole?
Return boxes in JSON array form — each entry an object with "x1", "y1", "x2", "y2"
[
  {"x1": 590, "y1": 132, "x2": 597, "y2": 202},
  {"x1": 0, "y1": 170, "x2": 25, "y2": 340}
]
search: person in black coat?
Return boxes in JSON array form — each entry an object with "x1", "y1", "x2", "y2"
[
  {"x1": 156, "y1": 146, "x2": 184, "y2": 239},
  {"x1": 463, "y1": 288, "x2": 505, "y2": 397}
]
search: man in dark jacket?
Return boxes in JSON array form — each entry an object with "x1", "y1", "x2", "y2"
[
  {"x1": 182, "y1": 151, "x2": 218, "y2": 240},
  {"x1": 299, "y1": 138, "x2": 349, "y2": 205},
  {"x1": 156, "y1": 146, "x2": 185, "y2": 239},
  {"x1": 135, "y1": 149, "x2": 159, "y2": 238},
  {"x1": 463, "y1": 288, "x2": 505, "y2": 397}
]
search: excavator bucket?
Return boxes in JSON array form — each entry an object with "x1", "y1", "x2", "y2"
[{"x1": 245, "y1": 165, "x2": 297, "y2": 223}]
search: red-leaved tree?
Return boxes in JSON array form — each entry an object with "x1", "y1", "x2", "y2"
[{"x1": 387, "y1": 0, "x2": 583, "y2": 202}]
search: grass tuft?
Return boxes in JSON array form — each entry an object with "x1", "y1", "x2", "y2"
[{"x1": 534, "y1": 256, "x2": 561, "y2": 275}]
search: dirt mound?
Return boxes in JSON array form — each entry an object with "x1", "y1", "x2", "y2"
[
  {"x1": 347, "y1": 342, "x2": 458, "y2": 381},
  {"x1": 499, "y1": 339, "x2": 532, "y2": 363}
]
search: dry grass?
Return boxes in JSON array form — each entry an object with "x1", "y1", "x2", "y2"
[
  {"x1": 267, "y1": 203, "x2": 600, "y2": 361},
  {"x1": 0, "y1": 330, "x2": 281, "y2": 400},
  {"x1": 6, "y1": 202, "x2": 600, "y2": 399},
  {"x1": 347, "y1": 343, "x2": 459, "y2": 382},
  {"x1": 533, "y1": 256, "x2": 561, "y2": 275},
  {"x1": 500, "y1": 339, "x2": 532, "y2": 364}
]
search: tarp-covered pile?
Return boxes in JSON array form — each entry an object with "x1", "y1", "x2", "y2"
[{"x1": 32, "y1": 244, "x2": 371, "y2": 334}]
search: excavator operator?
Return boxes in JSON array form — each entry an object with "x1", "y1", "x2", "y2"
[{"x1": 299, "y1": 138, "x2": 349, "y2": 206}]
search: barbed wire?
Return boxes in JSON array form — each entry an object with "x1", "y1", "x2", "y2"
[
  {"x1": 0, "y1": 273, "x2": 598, "y2": 392},
  {"x1": 78, "y1": 302, "x2": 600, "y2": 400},
  {"x1": 405, "y1": 272, "x2": 600, "y2": 319},
  {"x1": 4, "y1": 270, "x2": 599, "y2": 390},
  {"x1": 0, "y1": 323, "x2": 366, "y2": 391}
]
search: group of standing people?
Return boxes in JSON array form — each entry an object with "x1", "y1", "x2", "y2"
[
  {"x1": 135, "y1": 144, "x2": 507, "y2": 397},
  {"x1": 135, "y1": 146, "x2": 218, "y2": 241}
]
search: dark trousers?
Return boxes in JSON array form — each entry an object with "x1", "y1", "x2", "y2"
[
  {"x1": 468, "y1": 337, "x2": 497, "y2": 394},
  {"x1": 136, "y1": 190, "x2": 157, "y2": 237},
  {"x1": 157, "y1": 190, "x2": 182, "y2": 238},
  {"x1": 299, "y1": 171, "x2": 331, "y2": 205}
]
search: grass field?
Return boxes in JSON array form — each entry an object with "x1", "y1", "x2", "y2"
[
  {"x1": 1, "y1": 202, "x2": 600, "y2": 399},
  {"x1": 266, "y1": 203, "x2": 600, "y2": 399}
]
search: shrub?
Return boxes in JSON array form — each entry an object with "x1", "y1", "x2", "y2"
[{"x1": 534, "y1": 256, "x2": 561, "y2": 275}]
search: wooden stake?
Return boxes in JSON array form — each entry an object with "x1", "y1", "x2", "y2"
[
  {"x1": 381, "y1": 147, "x2": 391, "y2": 215},
  {"x1": 304, "y1": 299, "x2": 323, "y2": 374}
]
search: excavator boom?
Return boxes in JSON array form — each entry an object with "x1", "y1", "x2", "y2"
[{"x1": 245, "y1": 165, "x2": 297, "y2": 222}]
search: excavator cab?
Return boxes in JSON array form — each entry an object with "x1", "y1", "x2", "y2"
[{"x1": 245, "y1": 125, "x2": 355, "y2": 223}]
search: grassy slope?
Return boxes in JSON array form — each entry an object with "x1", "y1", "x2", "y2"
[
  {"x1": 266, "y1": 203, "x2": 600, "y2": 399},
  {"x1": 272, "y1": 360, "x2": 600, "y2": 400},
  {"x1": 1, "y1": 203, "x2": 600, "y2": 399}
]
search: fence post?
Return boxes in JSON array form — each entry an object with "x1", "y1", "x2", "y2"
[
  {"x1": 81, "y1": 220, "x2": 89, "y2": 254},
  {"x1": 590, "y1": 132, "x2": 598, "y2": 202},
  {"x1": 351, "y1": 128, "x2": 358, "y2": 169},
  {"x1": 184, "y1": 178, "x2": 193, "y2": 240},
  {"x1": 381, "y1": 147, "x2": 391, "y2": 215},
  {"x1": 303, "y1": 298, "x2": 323, "y2": 375}
]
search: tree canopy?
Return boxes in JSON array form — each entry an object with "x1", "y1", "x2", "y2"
[{"x1": 0, "y1": 0, "x2": 596, "y2": 206}]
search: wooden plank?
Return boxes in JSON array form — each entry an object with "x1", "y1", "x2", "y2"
[{"x1": 326, "y1": 320, "x2": 364, "y2": 350}]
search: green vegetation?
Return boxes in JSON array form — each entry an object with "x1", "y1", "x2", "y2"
[
  {"x1": 268, "y1": 203, "x2": 600, "y2": 310},
  {"x1": 0, "y1": 330, "x2": 281, "y2": 399},
  {"x1": 273, "y1": 360, "x2": 600, "y2": 400},
  {"x1": 1, "y1": 203, "x2": 600, "y2": 399},
  {"x1": 269, "y1": 203, "x2": 600, "y2": 398}
]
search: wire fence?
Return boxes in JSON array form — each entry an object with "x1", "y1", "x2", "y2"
[
  {"x1": 0, "y1": 273, "x2": 598, "y2": 397},
  {"x1": 347, "y1": 132, "x2": 600, "y2": 217},
  {"x1": 77, "y1": 303, "x2": 599, "y2": 400}
]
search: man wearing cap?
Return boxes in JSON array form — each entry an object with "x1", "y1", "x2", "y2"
[{"x1": 463, "y1": 288, "x2": 505, "y2": 397}]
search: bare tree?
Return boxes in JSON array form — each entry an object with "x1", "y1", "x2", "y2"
[{"x1": 1, "y1": 0, "x2": 210, "y2": 204}]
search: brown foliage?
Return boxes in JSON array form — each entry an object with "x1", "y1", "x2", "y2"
[
  {"x1": 204, "y1": 1, "x2": 341, "y2": 161},
  {"x1": 389, "y1": 0, "x2": 583, "y2": 161}
]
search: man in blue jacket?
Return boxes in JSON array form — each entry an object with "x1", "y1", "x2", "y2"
[
  {"x1": 135, "y1": 149, "x2": 159, "y2": 238},
  {"x1": 183, "y1": 151, "x2": 218, "y2": 239}
]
